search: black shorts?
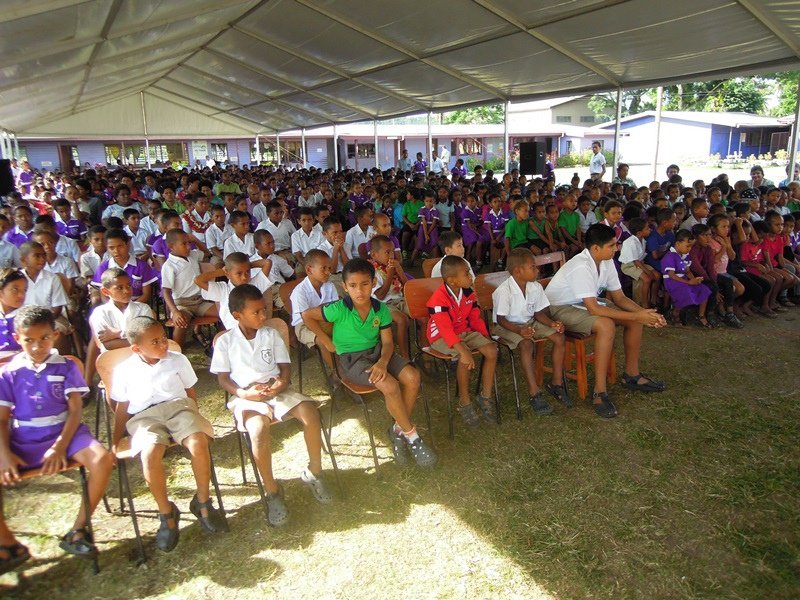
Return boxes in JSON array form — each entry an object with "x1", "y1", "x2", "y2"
[
  {"x1": 530, "y1": 238, "x2": 550, "y2": 252},
  {"x1": 338, "y1": 344, "x2": 411, "y2": 387}
]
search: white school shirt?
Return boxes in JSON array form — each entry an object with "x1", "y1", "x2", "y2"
[
  {"x1": 578, "y1": 210, "x2": 598, "y2": 233},
  {"x1": 182, "y1": 210, "x2": 211, "y2": 244},
  {"x1": 318, "y1": 239, "x2": 345, "y2": 273},
  {"x1": 88, "y1": 301, "x2": 155, "y2": 352},
  {"x1": 545, "y1": 248, "x2": 621, "y2": 308},
  {"x1": 589, "y1": 152, "x2": 606, "y2": 175},
  {"x1": 0, "y1": 240, "x2": 20, "y2": 269},
  {"x1": 124, "y1": 226, "x2": 149, "y2": 255},
  {"x1": 312, "y1": 223, "x2": 323, "y2": 234},
  {"x1": 290, "y1": 228, "x2": 324, "y2": 256},
  {"x1": 111, "y1": 351, "x2": 198, "y2": 415},
  {"x1": 344, "y1": 225, "x2": 375, "y2": 259},
  {"x1": 201, "y1": 271, "x2": 271, "y2": 331},
  {"x1": 139, "y1": 215, "x2": 159, "y2": 238},
  {"x1": 205, "y1": 222, "x2": 230, "y2": 251},
  {"x1": 431, "y1": 257, "x2": 475, "y2": 279},
  {"x1": 45, "y1": 254, "x2": 79, "y2": 279},
  {"x1": 210, "y1": 325, "x2": 290, "y2": 388},
  {"x1": 160, "y1": 253, "x2": 201, "y2": 299},
  {"x1": 249, "y1": 252, "x2": 294, "y2": 284},
  {"x1": 297, "y1": 194, "x2": 319, "y2": 208},
  {"x1": 255, "y1": 218, "x2": 295, "y2": 251},
  {"x1": 430, "y1": 158, "x2": 444, "y2": 174},
  {"x1": 56, "y1": 235, "x2": 81, "y2": 263},
  {"x1": 372, "y1": 271, "x2": 404, "y2": 303},
  {"x1": 223, "y1": 233, "x2": 255, "y2": 258},
  {"x1": 79, "y1": 248, "x2": 109, "y2": 278},
  {"x1": 23, "y1": 269, "x2": 68, "y2": 308},
  {"x1": 492, "y1": 275, "x2": 549, "y2": 324},
  {"x1": 619, "y1": 235, "x2": 647, "y2": 264},
  {"x1": 251, "y1": 202, "x2": 271, "y2": 224},
  {"x1": 289, "y1": 277, "x2": 338, "y2": 326},
  {"x1": 101, "y1": 202, "x2": 143, "y2": 221}
]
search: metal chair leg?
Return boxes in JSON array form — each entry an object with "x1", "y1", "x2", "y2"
[
  {"x1": 243, "y1": 432, "x2": 271, "y2": 524},
  {"x1": 319, "y1": 413, "x2": 344, "y2": 497},
  {"x1": 359, "y1": 400, "x2": 380, "y2": 472},
  {"x1": 444, "y1": 363, "x2": 454, "y2": 440},
  {"x1": 508, "y1": 347, "x2": 522, "y2": 420},
  {"x1": 78, "y1": 466, "x2": 99, "y2": 574},
  {"x1": 208, "y1": 451, "x2": 229, "y2": 531},
  {"x1": 493, "y1": 369, "x2": 501, "y2": 425},
  {"x1": 119, "y1": 460, "x2": 146, "y2": 565},
  {"x1": 297, "y1": 345, "x2": 304, "y2": 394},
  {"x1": 236, "y1": 428, "x2": 248, "y2": 485}
]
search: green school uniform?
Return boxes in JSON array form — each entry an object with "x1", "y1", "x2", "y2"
[
  {"x1": 558, "y1": 210, "x2": 580, "y2": 237},
  {"x1": 322, "y1": 297, "x2": 392, "y2": 355},
  {"x1": 529, "y1": 218, "x2": 547, "y2": 240},
  {"x1": 402, "y1": 199, "x2": 424, "y2": 225},
  {"x1": 505, "y1": 218, "x2": 534, "y2": 249}
]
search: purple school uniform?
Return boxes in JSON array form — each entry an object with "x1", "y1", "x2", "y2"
[
  {"x1": 485, "y1": 209, "x2": 510, "y2": 234},
  {"x1": 4, "y1": 227, "x2": 34, "y2": 248},
  {"x1": 451, "y1": 165, "x2": 467, "y2": 178},
  {"x1": 661, "y1": 249, "x2": 711, "y2": 309},
  {"x1": 146, "y1": 232, "x2": 160, "y2": 248},
  {"x1": 56, "y1": 218, "x2": 87, "y2": 241},
  {"x1": 413, "y1": 160, "x2": 427, "y2": 174},
  {"x1": 0, "y1": 352, "x2": 95, "y2": 469},
  {"x1": 0, "y1": 309, "x2": 20, "y2": 352},
  {"x1": 415, "y1": 207, "x2": 440, "y2": 252},
  {"x1": 461, "y1": 207, "x2": 490, "y2": 246},
  {"x1": 91, "y1": 257, "x2": 159, "y2": 298}
]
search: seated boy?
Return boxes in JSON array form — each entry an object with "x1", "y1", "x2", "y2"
[
  {"x1": 426, "y1": 256, "x2": 498, "y2": 427},
  {"x1": 91, "y1": 228, "x2": 159, "y2": 306},
  {"x1": 302, "y1": 258, "x2": 437, "y2": 468},
  {"x1": 195, "y1": 252, "x2": 272, "y2": 331},
  {"x1": 317, "y1": 217, "x2": 349, "y2": 296},
  {"x1": 205, "y1": 205, "x2": 229, "y2": 266},
  {"x1": 123, "y1": 208, "x2": 149, "y2": 259},
  {"x1": 89, "y1": 268, "x2": 155, "y2": 353},
  {"x1": 255, "y1": 201, "x2": 296, "y2": 264},
  {"x1": 111, "y1": 316, "x2": 226, "y2": 552},
  {"x1": 222, "y1": 210, "x2": 254, "y2": 259},
  {"x1": 250, "y1": 230, "x2": 295, "y2": 309},
  {"x1": 0, "y1": 306, "x2": 113, "y2": 565},
  {"x1": 291, "y1": 207, "x2": 324, "y2": 270},
  {"x1": 80, "y1": 225, "x2": 107, "y2": 282},
  {"x1": 161, "y1": 229, "x2": 219, "y2": 347},
  {"x1": 211, "y1": 285, "x2": 332, "y2": 526},
  {"x1": 491, "y1": 248, "x2": 569, "y2": 416},
  {"x1": 369, "y1": 235, "x2": 410, "y2": 359},
  {"x1": 431, "y1": 230, "x2": 475, "y2": 278}
]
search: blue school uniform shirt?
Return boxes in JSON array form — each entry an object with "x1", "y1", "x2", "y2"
[
  {"x1": 645, "y1": 229, "x2": 675, "y2": 272},
  {"x1": 392, "y1": 202, "x2": 404, "y2": 230}
]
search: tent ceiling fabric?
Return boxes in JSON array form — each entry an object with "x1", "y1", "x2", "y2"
[{"x1": 3, "y1": 0, "x2": 800, "y2": 136}]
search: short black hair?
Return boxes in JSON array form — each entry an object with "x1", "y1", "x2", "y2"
[
  {"x1": 627, "y1": 217, "x2": 648, "y2": 236},
  {"x1": 675, "y1": 229, "x2": 694, "y2": 243},
  {"x1": 584, "y1": 224, "x2": 616, "y2": 248},
  {"x1": 159, "y1": 209, "x2": 180, "y2": 225},
  {"x1": 0, "y1": 268, "x2": 26, "y2": 290},
  {"x1": 19, "y1": 241, "x2": 44, "y2": 258},
  {"x1": 266, "y1": 201, "x2": 283, "y2": 214},
  {"x1": 440, "y1": 255, "x2": 468, "y2": 279},
  {"x1": 438, "y1": 230, "x2": 462, "y2": 252},
  {"x1": 507, "y1": 247, "x2": 535, "y2": 273},
  {"x1": 355, "y1": 205, "x2": 371, "y2": 219},
  {"x1": 224, "y1": 252, "x2": 250, "y2": 268},
  {"x1": 15, "y1": 305, "x2": 55, "y2": 331},
  {"x1": 322, "y1": 216, "x2": 341, "y2": 233},
  {"x1": 253, "y1": 229, "x2": 272, "y2": 245},
  {"x1": 105, "y1": 228, "x2": 129, "y2": 243},
  {"x1": 305, "y1": 249, "x2": 329, "y2": 267},
  {"x1": 228, "y1": 210, "x2": 250, "y2": 225},
  {"x1": 228, "y1": 283, "x2": 263, "y2": 314},
  {"x1": 101, "y1": 267, "x2": 129, "y2": 288},
  {"x1": 298, "y1": 207, "x2": 314, "y2": 218},
  {"x1": 342, "y1": 258, "x2": 374, "y2": 282},
  {"x1": 369, "y1": 235, "x2": 391, "y2": 254},
  {"x1": 655, "y1": 208, "x2": 675, "y2": 225},
  {"x1": 691, "y1": 223, "x2": 710, "y2": 236},
  {"x1": 123, "y1": 208, "x2": 140, "y2": 219},
  {"x1": 165, "y1": 228, "x2": 187, "y2": 246}
]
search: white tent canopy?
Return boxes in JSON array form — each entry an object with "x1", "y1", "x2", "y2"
[{"x1": 2, "y1": 0, "x2": 800, "y2": 138}]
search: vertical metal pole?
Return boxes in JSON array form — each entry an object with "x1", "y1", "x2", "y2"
[
  {"x1": 12, "y1": 134, "x2": 19, "y2": 159},
  {"x1": 613, "y1": 87, "x2": 622, "y2": 169},
  {"x1": 427, "y1": 112, "x2": 433, "y2": 171},
  {"x1": 254, "y1": 134, "x2": 259, "y2": 166},
  {"x1": 276, "y1": 133, "x2": 281, "y2": 166},
  {"x1": 0, "y1": 132, "x2": 7, "y2": 159},
  {"x1": 373, "y1": 119, "x2": 379, "y2": 169},
  {"x1": 121, "y1": 140, "x2": 126, "y2": 166},
  {"x1": 140, "y1": 92, "x2": 151, "y2": 168},
  {"x1": 301, "y1": 127, "x2": 307, "y2": 168},
  {"x1": 787, "y1": 78, "x2": 800, "y2": 183},
  {"x1": 503, "y1": 100, "x2": 510, "y2": 173},
  {"x1": 333, "y1": 123, "x2": 339, "y2": 171},
  {"x1": 652, "y1": 86, "x2": 664, "y2": 181}
]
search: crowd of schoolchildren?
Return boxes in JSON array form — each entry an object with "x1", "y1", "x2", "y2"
[{"x1": 0, "y1": 155, "x2": 798, "y2": 573}]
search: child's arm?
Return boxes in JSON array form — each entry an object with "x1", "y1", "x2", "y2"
[
  {"x1": 302, "y1": 306, "x2": 335, "y2": 353},
  {"x1": 528, "y1": 220, "x2": 545, "y2": 238},
  {"x1": 390, "y1": 259, "x2": 409, "y2": 284},
  {"x1": 497, "y1": 315, "x2": 532, "y2": 337},
  {"x1": 261, "y1": 363, "x2": 292, "y2": 397},
  {"x1": 533, "y1": 310, "x2": 565, "y2": 333},
  {"x1": 194, "y1": 266, "x2": 226, "y2": 291},
  {"x1": 162, "y1": 287, "x2": 189, "y2": 327},
  {"x1": 293, "y1": 250, "x2": 306, "y2": 267},
  {"x1": 0, "y1": 406, "x2": 26, "y2": 483},
  {"x1": 364, "y1": 327, "x2": 394, "y2": 384},
  {"x1": 40, "y1": 391, "x2": 84, "y2": 475},
  {"x1": 138, "y1": 282, "x2": 153, "y2": 305},
  {"x1": 112, "y1": 401, "x2": 131, "y2": 448}
]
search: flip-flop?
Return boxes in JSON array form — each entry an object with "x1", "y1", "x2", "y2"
[{"x1": 0, "y1": 542, "x2": 30, "y2": 575}]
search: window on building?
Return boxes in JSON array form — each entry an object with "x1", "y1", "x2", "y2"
[
  {"x1": 556, "y1": 116, "x2": 572, "y2": 123},
  {"x1": 251, "y1": 142, "x2": 278, "y2": 164},
  {"x1": 105, "y1": 143, "x2": 186, "y2": 166},
  {"x1": 566, "y1": 140, "x2": 574, "y2": 154},
  {"x1": 281, "y1": 141, "x2": 303, "y2": 162},
  {"x1": 15, "y1": 146, "x2": 27, "y2": 162},
  {"x1": 745, "y1": 131, "x2": 763, "y2": 147},
  {"x1": 104, "y1": 144, "x2": 121, "y2": 164},
  {"x1": 580, "y1": 116, "x2": 595, "y2": 123},
  {"x1": 346, "y1": 143, "x2": 376, "y2": 159},
  {"x1": 70, "y1": 146, "x2": 80, "y2": 165},
  {"x1": 210, "y1": 143, "x2": 228, "y2": 162}
]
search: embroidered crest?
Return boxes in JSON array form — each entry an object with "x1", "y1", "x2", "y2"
[
  {"x1": 372, "y1": 317, "x2": 381, "y2": 328},
  {"x1": 261, "y1": 349, "x2": 273, "y2": 364},
  {"x1": 51, "y1": 382, "x2": 65, "y2": 399}
]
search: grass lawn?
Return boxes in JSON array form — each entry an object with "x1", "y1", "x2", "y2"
[{"x1": 1, "y1": 311, "x2": 798, "y2": 599}]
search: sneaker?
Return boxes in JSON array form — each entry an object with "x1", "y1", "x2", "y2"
[
  {"x1": 529, "y1": 392, "x2": 553, "y2": 415},
  {"x1": 264, "y1": 484, "x2": 289, "y2": 527},
  {"x1": 301, "y1": 468, "x2": 333, "y2": 504},
  {"x1": 407, "y1": 436, "x2": 438, "y2": 468},
  {"x1": 387, "y1": 426, "x2": 410, "y2": 466}
]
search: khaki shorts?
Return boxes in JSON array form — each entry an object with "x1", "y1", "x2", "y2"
[
  {"x1": 175, "y1": 293, "x2": 216, "y2": 318},
  {"x1": 126, "y1": 398, "x2": 214, "y2": 455},
  {"x1": 491, "y1": 319, "x2": 555, "y2": 350},
  {"x1": 295, "y1": 322, "x2": 316, "y2": 348},
  {"x1": 430, "y1": 331, "x2": 494, "y2": 357},
  {"x1": 228, "y1": 390, "x2": 319, "y2": 432},
  {"x1": 54, "y1": 313, "x2": 73, "y2": 335},
  {"x1": 620, "y1": 261, "x2": 643, "y2": 280},
  {"x1": 548, "y1": 302, "x2": 616, "y2": 337},
  {"x1": 270, "y1": 283, "x2": 284, "y2": 310},
  {"x1": 386, "y1": 297, "x2": 408, "y2": 314}
]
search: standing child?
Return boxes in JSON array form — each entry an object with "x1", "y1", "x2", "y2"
[
  {"x1": 661, "y1": 229, "x2": 712, "y2": 327},
  {"x1": 426, "y1": 256, "x2": 499, "y2": 427},
  {"x1": 491, "y1": 249, "x2": 569, "y2": 415},
  {"x1": 0, "y1": 306, "x2": 113, "y2": 563},
  {"x1": 411, "y1": 191, "x2": 439, "y2": 265},
  {"x1": 0, "y1": 269, "x2": 26, "y2": 353},
  {"x1": 212, "y1": 285, "x2": 333, "y2": 526},
  {"x1": 412, "y1": 152, "x2": 427, "y2": 176},
  {"x1": 484, "y1": 193, "x2": 509, "y2": 269},
  {"x1": 619, "y1": 218, "x2": 661, "y2": 309},
  {"x1": 302, "y1": 259, "x2": 437, "y2": 468}
]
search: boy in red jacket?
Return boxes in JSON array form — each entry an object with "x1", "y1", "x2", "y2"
[{"x1": 426, "y1": 256, "x2": 498, "y2": 427}]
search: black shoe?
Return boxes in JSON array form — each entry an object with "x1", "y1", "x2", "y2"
[
  {"x1": 545, "y1": 381, "x2": 573, "y2": 408},
  {"x1": 706, "y1": 313, "x2": 722, "y2": 328},
  {"x1": 407, "y1": 436, "x2": 438, "y2": 468},
  {"x1": 59, "y1": 528, "x2": 97, "y2": 558},
  {"x1": 722, "y1": 312, "x2": 744, "y2": 329},
  {"x1": 387, "y1": 426, "x2": 410, "y2": 466},
  {"x1": 189, "y1": 495, "x2": 227, "y2": 533},
  {"x1": 528, "y1": 392, "x2": 553, "y2": 415},
  {"x1": 156, "y1": 502, "x2": 181, "y2": 552},
  {"x1": 591, "y1": 392, "x2": 618, "y2": 418}
]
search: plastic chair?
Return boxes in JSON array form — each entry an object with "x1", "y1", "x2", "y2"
[
  {"x1": 534, "y1": 251, "x2": 566, "y2": 273},
  {"x1": 357, "y1": 242, "x2": 368, "y2": 259},
  {"x1": 421, "y1": 258, "x2": 439, "y2": 278},
  {"x1": 95, "y1": 345, "x2": 228, "y2": 565},
  {"x1": 404, "y1": 277, "x2": 499, "y2": 439}
]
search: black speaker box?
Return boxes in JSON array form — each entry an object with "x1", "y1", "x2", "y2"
[
  {"x1": 519, "y1": 142, "x2": 546, "y2": 176},
  {"x1": 0, "y1": 160, "x2": 13, "y2": 196}
]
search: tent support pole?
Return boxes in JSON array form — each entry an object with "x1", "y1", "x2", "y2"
[
  {"x1": 787, "y1": 77, "x2": 800, "y2": 184},
  {"x1": 652, "y1": 86, "x2": 664, "y2": 181},
  {"x1": 12, "y1": 134, "x2": 19, "y2": 160},
  {"x1": 374, "y1": 119, "x2": 379, "y2": 169},
  {"x1": 427, "y1": 112, "x2": 433, "y2": 172},
  {"x1": 121, "y1": 140, "x2": 126, "y2": 166},
  {"x1": 0, "y1": 132, "x2": 7, "y2": 159},
  {"x1": 612, "y1": 87, "x2": 622, "y2": 169},
  {"x1": 503, "y1": 100, "x2": 510, "y2": 173},
  {"x1": 254, "y1": 134, "x2": 259, "y2": 166},
  {"x1": 140, "y1": 92, "x2": 151, "y2": 169},
  {"x1": 333, "y1": 124, "x2": 338, "y2": 171},
  {"x1": 301, "y1": 128, "x2": 306, "y2": 168},
  {"x1": 276, "y1": 133, "x2": 281, "y2": 167}
]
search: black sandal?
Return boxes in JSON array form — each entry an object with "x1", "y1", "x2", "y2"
[
  {"x1": 156, "y1": 502, "x2": 181, "y2": 552},
  {"x1": 58, "y1": 528, "x2": 97, "y2": 558},
  {"x1": 622, "y1": 373, "x2": 666, "y2": 393},
  {"x1": 591, "y1": 392, "x2": 618, "y2": 418},
  {"x1": 190, "y1": 495, "x2": 227, "y2": 534},
  {"x1": 545, "y1": 381, "x2": 573, "y2": 408},
  {"x1": 0, "y1": 542, "x2": 30, "y2": 575},
  {"x1": 474, "y1": 394, "x2": 498, "y2": 424},
  {"x1": 458, "y1": 403, "x2": 481, "y2": 427}
]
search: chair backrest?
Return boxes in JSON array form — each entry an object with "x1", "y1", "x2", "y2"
[
  {"x1": 357, "y1": 242, "x2": 368, "y2": 259},
  {"x1": 403, "y1": 277, "x2": 443, "y2": 320},
  {"x1": 421, "y1": 258, "x2": 439, "y2": 278},
  {"x1": 265, "y1": 317, "x2": 291, "y2": 349},
  {"x1": 278, "y1": 277, "x2": 305, "y2": 317},
  {"x1": 95, "y1": 342, "x2": 181, "y2": 398},
  {"x1": 473, "y1": 272, "x2": 510, "y2": 311},
  {"x1": 535, "y1": 251, "x2": 566, "y2": 271}
]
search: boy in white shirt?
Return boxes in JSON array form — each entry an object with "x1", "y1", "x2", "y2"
[
  {"x1": 291, "y1": 207, "x2": 324, "y2": 270},
  {"x1": 491, "y1": 248, "x2": 568, "y2": 416},
  {"x1": 195, "y1": 252, "x2": 272, "y2": 331},
  {"x1": 111, "y1": 316, "x2": 226, "y2": 552},
  {"x1": 222, "y1": 211, "x2": 255, "y2": 259},
  {"x1": 619, "y1": 217, "x2": 660, "y2": 309},
  {"x1": 205, "y1": 205, "x2": 229, "y2": 266},
  {"x1": 19, "y1": 241, "x2": 71, "y2": 353},
  {"x1": 211, "y1": 285, "x2": 333, "y2": 527},
  {"x1": 123, "y1": 208, "x2": 150, "y2": 259},
  {"x1": 255, "y1": 201, "x2": 296, "y2": 264},
  {"x1": 160, "y1": 229, "x2": 218, "y2": 347},
  {"x1": 250, "y1": 230, "x2": 295, "y2": 309},
  {"x1": 139, "y1": 199, "x2": 162, "y2": 238},
  {"x1": 577, "y1": 196, "x2": 598, "y2": 233},
  {"x1": 318, "y1": 217, "x2": 349, "y2": 296},
  {"x1": 344, "y1": 206, "x2": 375, "y2": 260},
  {"x1": 89, "y1": 268, "x2": 155, "y2": 353},
  {"x1": 431, "y1": 231, "x2": 475, "y2": 278}
]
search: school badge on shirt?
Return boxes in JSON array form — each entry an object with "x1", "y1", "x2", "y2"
[
  {"x1": 261, "y1": 349, "x2": 273, "y2": 364},
  {"x1": 372, "y1": 317, "x2": 380, "y2": 328}
]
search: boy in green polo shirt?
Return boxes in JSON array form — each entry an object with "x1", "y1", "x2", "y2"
[
  {"x1": 400, "y1": 189, "x2": 425, "y2": 262},
  {"x1": 302, "y1": 258, "x2": 437, "y2": 468},
  {"x1": 504, "y1": 199, "x2": 537, "y2": 255}
]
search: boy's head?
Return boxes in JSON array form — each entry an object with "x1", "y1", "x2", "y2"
[
  {"x1": 314, "y1": 205, "x2": 330, "y2": 224},
  {"x1": 373, "y1": 212, "x2": 392, "y2": 236},
  {"x1": 0, "y1": 268, "x2": 27, "y2": 311},
  {"x1": 341, "y1": 258, "x2": 376, "y2": 306},
  {"x1": 100, "y1": 268, "x2": 132, "y2": 304},
  {"x1": 147, "y1": 198, "x2": 162, "y2": 218},
  {"x1": 126, "y1": 316, "x2": 169, "y2": 361},
  {"x1": 223, "y1": 252, "x2": 253, "y2": 286},
  {"x1": 440, "y1": 255, "x2": 473, "y2": 289},
  {"x1": 210, "y1": 204, "x2": 226, "y2": 227},
  {"x1": 355, "y1": 205, "x2": 372, "y2": 227},
  {"x1": 305, "y1": 249, "x2": 332, "y2": 284},
  {"x1": 627, "y1": 217, "x2": 650, "y2": 238},
  {"x1": 159, "y1": 209, "x2": 180, "y2": 233},
  {"x1": 531, "y1": 201, "x2": 545, "y2": 221},
  {"x1": 13, "y1": 305, "x2": 57, "y2": 363},
  {"x1": 322, "y1": 217, "x2": 343, "y2": 243},
  {"x1": 690, "y1": 197, "x2": 709, "y2": 219},
  {"x1": 765, "y1": 210, "x2": 783, "y2": 235},
  {"x1": 87, "y1": 225, "x2": 106, "y2": 253},
  {"x1": 585, "y1": 224, "x2": 617, "y2": 260},
  {"x1": 267, "y1": 201, "x2": 284, "y2": 223},
  {"x1": 166, "y1": 229, "x2": 191, "y2": 257},
  {"x1": 33, "y1": 229, "x2": 58, "y2": 258},
  {"x1": 507, "y1": 248, "x2": 538, "y2": 282},
  {"x1": 123, "y1": 208, "x2": 140, "y2": 229},
  {"x1": 545, "y1": 204, "x2": 559, "y2": 221},
  {"x1": 253, "y1": 229, "x2": 275, "y2": 255},
  {"x1": 194, "y1": 192, "x2": 211, "y2": 214},
  {"x1": 603, "y1": 200, "x2": 623, "y2": 224},
  {"x1": 53, "y1": 198, "x2": 72, "y2": 222},
  {"x1": 655, "y1": 208, "x2": 676, "y2": 229},
  {"x1": 229, "y1": 283, "x2": 269, "y2": 330},
  {"x1": 13, "y1": 205, "x2": 33, "y2": 231},
  {"x1": 105, "y1": 228, "x2": 131, "y2": 263},
  {"x1": 115, "y1": 185, "x2": 132, "y2": 206},
  {"x1": 229, "y1": 210, "x2": 250, "y2": 236},
  {"x1": 298, "y1": 207, "x2": 314, "y2": 231},
  {"x1": 439, "y1": 230, "x2": 465, "y2": 257},
  {"x1": 20, "y1": 241, "x2": 46, "y2": 272},
  {"x1": 369, "y1": 235, "x2": 394, "y2": 265}
]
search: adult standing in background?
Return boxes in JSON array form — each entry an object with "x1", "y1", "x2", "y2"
[
  {"x1": 430, "y1": 151, "x2": 443, "y2": 175},
  {"x1": 508, "y1": 151, "x2": 519, "y2": 173},
  {"x1": 398, "y1": 148, "x2": 412, "y2": 173},
  {"x1": 439, "y1": 145, "x2": 450, "y2": 170},
  {"x1": 589, "y1": 142, "x2": 606, "y2": 182}
]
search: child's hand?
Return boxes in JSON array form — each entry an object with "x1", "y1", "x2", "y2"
[
  {"x1": 259, "y1": 258, "x2": 273, "y2": 276},
  {"x1": 458, "y1": 350, "x2": 476, "y2": 370},
  {"x1": 319, "y1": 337, "x2": 336, "y2": 354},
  {"x1": 366, "y1": 362, "x2": 387, "y2": 384},
  {"x1": 41, "y1": 445, "x2": 68, "y2": 476},
  {"x1": 520, "y1": 324, "x2": 535, "y2": 338},
  {"x1": 0, "y1": 451, "x2": 26, "y2": 485},
  {"x1": 97, "y1": 328, "x2": 121, "y2": 343},
  {"x1": 639, "y1": 309, "x2": 666, "y2": 328},
  {"x1": 551, "y1": 320, "x2": 565, "y2": 334},
  {"x1": 238, "y1": 387, "x2": 265, "y2": 401},
  {"x1": 172, "y1": 310, "x2": 191, "y2": 328}
]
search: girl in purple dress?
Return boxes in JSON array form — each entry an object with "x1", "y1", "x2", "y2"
[
  {"x1": 412, "y1": 193, "x2": 440, "y2": 263},
  {"x1": 0, "y1": 269, "x2": 26, "y2": 354},
  {"x1": 661, "y1": 229, "x2": 712, "y2": 326},
  {"x1": 348, "y1": 181, "x2": 369, "y2": 226},
  {"x1": 460, "y1": 193, "x2": 491, "y2": 268},
  {"x1": 412, "y1": 153, "x2": 427, "y2": 176},
  {"x1": 451, "y1": 159, "x2": 467, "y2": 179}
]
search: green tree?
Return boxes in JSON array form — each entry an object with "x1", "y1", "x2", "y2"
[
  {"x1": 769, "y1": 71, "x2": 800, "y2": 116},
  {"x1": 442, "y1": 104, "x2": 503, "y2": 124},
  {"x1": 587, "y1": 89, "x2": 656, "y2": 121},
  {"x1": 703, "y1": 78, "x2": 766, "y2": 113}
]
